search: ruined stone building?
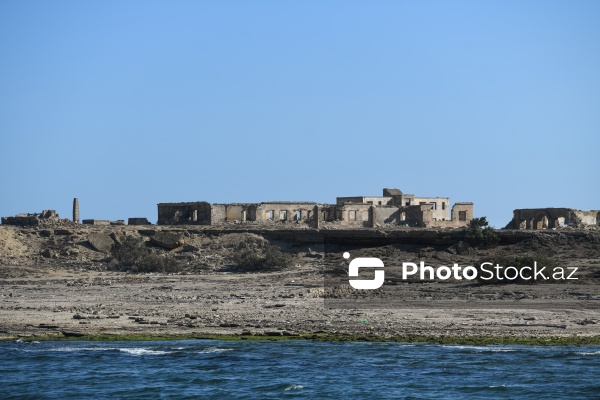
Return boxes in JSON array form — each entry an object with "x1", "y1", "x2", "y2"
[
  {"x1": 157, "y1": 188, "x2": 474, "y2": 228},
  {"x1": 505, "y1": 208, "x2": 600, "y2": 230},
  {"x1": 1, "y1": 210, "x2": 61, "y2": 226}
]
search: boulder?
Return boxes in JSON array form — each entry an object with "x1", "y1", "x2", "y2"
[
  {"x1": 455, "y1": 241, "x2": 472, "y2": 255},
  {"x1": 110, "y1": 231, "x2": 127, "y2": 245},
  {"x1": 150, "y1": 232, "x2": 185, "y2": 249},
  {"x1": 41, "y1": 249, "x2": 57, "y2": 258},
  {"x1": 88, "y1": 233, "x2": 114, "y2": 253}
]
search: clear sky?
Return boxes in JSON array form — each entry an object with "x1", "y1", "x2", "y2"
[{"x1": 1, "y1": 1, "x2": 598, "y2": 227}]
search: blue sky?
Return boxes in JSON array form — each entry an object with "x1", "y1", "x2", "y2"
[{"x1": 1, "y1": 1, "x2": 598, "y2": 227}]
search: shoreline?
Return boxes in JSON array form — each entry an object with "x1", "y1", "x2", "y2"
[{"x1": 4, "y1": 332, "x2": 600, "y2": 346}]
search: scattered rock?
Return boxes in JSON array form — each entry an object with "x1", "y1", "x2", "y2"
[
  {"x1": 219, "y1": 323, "x2": 240, "y2": 327},
  {"x1": 454, "y1": 241, "x2": 472, "y2": 255},
  {"x1": 39, "y1": 324, "x2": 60, "y2": 329},
  {"x1": 576, "y1": 319, "x2": 597, "y2": 325},
  {"x1": 41, "y1": 249, "x2": 57, "y2": 258},
  {"x1": 150, "y1": 232, "x2": 185, "y2": 249},
  {"x1": 110, "y1": 231, "x2": 127, "y2": 245},
  {"x1": 265, "y1": 331, "x2": 283, "y2": 336},
  {"x1": 61, "y1": 331, "x2": 85, "y2": 338}
]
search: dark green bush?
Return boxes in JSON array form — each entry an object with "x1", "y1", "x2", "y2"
[
  {"x1": 465, "y1": 217, "x2": 500, "y2": 248},
  {"x1": 232, "y1": 240, "x2": 293, "y2": 272},
  {"x1": 110, "y1": 236, "x2": 181, "y2": 273}
]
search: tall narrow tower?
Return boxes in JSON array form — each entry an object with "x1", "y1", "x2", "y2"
[{"x1": 73, "y1": 198, "x2": 80, "y2": 224}]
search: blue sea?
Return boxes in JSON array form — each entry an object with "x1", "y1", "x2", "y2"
[{"x1": 1, "y1": 340, "x2": 599, "y2": 399}]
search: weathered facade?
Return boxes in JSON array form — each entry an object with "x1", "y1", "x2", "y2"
[
  {"x1": 157, "y1": 187, "x2": 474, "y2": 228},
  {"x1": 157, "y1": 202, "x2": 213, "y2": 225},
  {"x1": 128, "y1": 217, "x2": 152, "y2": 225},
  {"x1": 1, "y1": 210, "x2": 60, "y2": 226},
  {"x1": 505, "y1": 208, "x2": 600, "y2": 230},
  {"x1": 157, "y1": 201, "x2": 319, "y2": 227}
]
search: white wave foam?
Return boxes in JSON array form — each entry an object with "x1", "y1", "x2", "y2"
[
  {"x1": 284, "y1": 384, "x2": 304, "y2": 391},
  {"x1": 197, "y1": 347, "x2": 233, "y2": 354},
  {"x1": 576, "y1": 351, "x2": 600, "y2": 356},
  {"x1": 441, "y1": 345, "x2": 515, "y2": 352},
  {"x1": 50, "y1": 347, "x2": 112, "y2": 352},
  {"x1": 120, "y1": 348, "x2": 172, "y2": 355}
]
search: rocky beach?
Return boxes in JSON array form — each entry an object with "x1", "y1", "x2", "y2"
[{"x1": 1, "y1": 224, "x2": 599, "y2": 344}]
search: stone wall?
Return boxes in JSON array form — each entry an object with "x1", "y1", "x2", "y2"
[
  {"x1": 82, "y1": 219, "x2": 111, "y2": 226},
  {"x1": 413, "y1": 197, "x2": 451, "y2": 221},
  {"x1": 372, "y1": 206, "x2": 399, "y2": 226},
  {"x1": 336, "y1": 196, "x2": 393, "y2": 206},
  {"x1": 1, "y1": 210, "x2": 59, "y2": 226},
  {"x1": 128, "y1": 218, "x2": 152, "y2": 225},
  {"x1": 255, "y1": 202, "x2": 316, "y2": 224},
  {"x1": 506, "y1": 208, "x2": 600, "y2": 230},
  {"x1": 338, "y1": 203, "x2": 372, "y2": 227},
  {"x1": 157, "y1": 202, "x2": 212, "y2": 225}
]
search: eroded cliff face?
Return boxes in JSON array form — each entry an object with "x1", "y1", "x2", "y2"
[{"x1": 1, "y1": 224, "x2": 599, "y2": 273}]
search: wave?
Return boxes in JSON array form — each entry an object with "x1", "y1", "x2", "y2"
[
  {"x1": 441, "y1": 345, "x2": 516, "y2": 352},
  {"x1": 284, "y1": 384, "x2": 304, "y2": 391},
  {"x1": 575, "y1": 351, "x2": 600, "y2": 356},
  {"x1": 119, "y1": 348, "x2": 173, "y2": 356},
  {"x1": 197, "y1": 347, "x2": 233, "y2": 354}
]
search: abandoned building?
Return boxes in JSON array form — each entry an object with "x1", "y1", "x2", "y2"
[
  {"x1": 157, "y1": 188, "x2": 474, "y2": 228},
  {"x1": 1, "y1": 210, "x2": 61, "y2": 226},
  {"x1": 505, "y1": 208, "x2": 600, "y2": 230}
]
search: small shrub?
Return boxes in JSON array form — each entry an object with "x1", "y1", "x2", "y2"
[
  {"x1": 465, "y1": 217, "x2": 500, "y2": 248},
  {"x1": 110, "y1": 236, "x2": 181, "y2": 273},
  {"x1": 231, "y1": 240, "x2": 293, "y2": 272}
]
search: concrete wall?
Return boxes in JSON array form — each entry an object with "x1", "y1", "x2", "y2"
[
  {"x1": 505, "y1": 208, "x2": 599, "y2": 230},
  {"x1": 1, "y1": 216, "x2": 40, "y2": 226},
  {"x1": 396, "y1": 194, "x2": 415, "y2": 206},
  {"x1": 128, "y1": 218, "x2": 151, "y2": 225},
  {"x1": 155, "y1": 192, "x2": 475, "y2": 229},
  {"x1": 413, "y1": 197, "x2": 451, "y2": 221},
  {"x1": 573, "y1": 210, "x2": 600, "y2": 226},
  {"x1": 255, "y1": 202, "x2": 317, "y2": 224},
  {"x1": 336, "y1": 196, "x2": 393, "y2": 206},
  {"x1": 372, "y1": 206, "x2": 399, "y2": 226},
  {"x1": 82, "y1": 219, "x2": 111, "y2": 226},
  {"x1": 211, "y1": 204, "x2": 226, "y2": 224},
  {"x1": 226, "y1": 205, "x2": 244, "y2": 221},
  {"x1": 402, "y1": 205, "x2": 431, "y2": 227},
  {"x1": 157, "y1": 202, "x2": 212, "y2": 225},
  {"x1": 339, "y1": 204, "x2": 372, "y2": 227},
  {"x1": 2, "y1": 210, "x2": 60, "y2": 226},
  {"x1": 449, "y1": 203, "x2": 473, "y2": 226}
]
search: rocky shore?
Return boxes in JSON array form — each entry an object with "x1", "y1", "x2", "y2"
[{"x1": 1, "y1": 224, "x2": 599, "y2": 344}]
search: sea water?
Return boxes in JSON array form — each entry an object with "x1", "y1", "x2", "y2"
[{"x1": 1, "y1": 340, "x2": 599, "y2": 399}]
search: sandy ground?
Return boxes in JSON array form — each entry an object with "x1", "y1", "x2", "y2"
[{"x1": 1, "y1": 263, "x2": 599, "y2": 341}]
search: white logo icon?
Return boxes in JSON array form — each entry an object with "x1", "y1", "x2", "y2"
[{"x1": 344, "y1": 252, "x2": 385, "y2": 290}]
